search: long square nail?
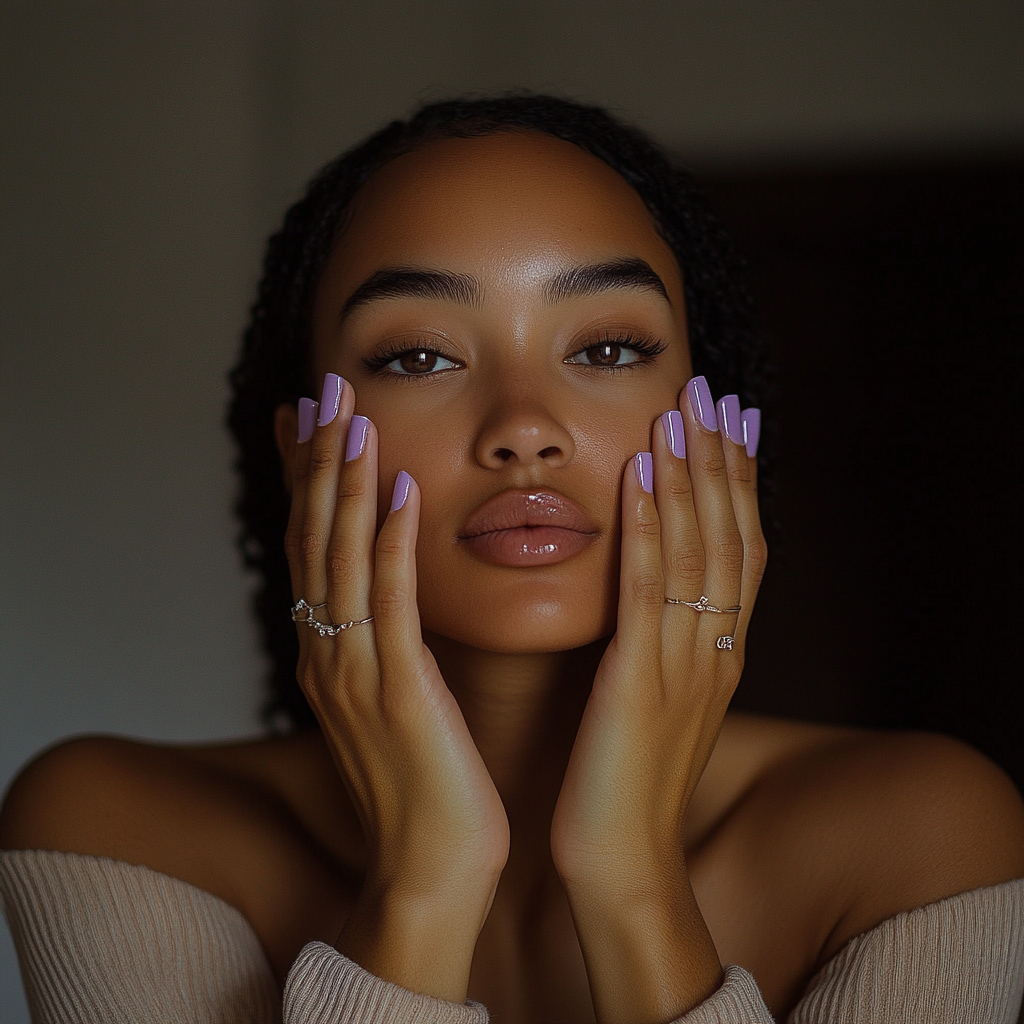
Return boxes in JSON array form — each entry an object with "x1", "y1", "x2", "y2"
[
  {"x1": 298, "y1": 398, "x2": 318, "y2": 443},
  {"x1": 686, "y1": 376, "x2": 718, "y2": 431},
  {"x1": 391, "y1": 470, "x2": 413, "y2": 511},
  {"x1": 716, "y1": 394, "x2": 743, "y2": 444},
  {"x1": 318, "y1": 373, "x2": 345, "y2": 426},
  {"x1": 742, "y1": 408, "x2": 761, "y2": 457},
  {"x1": 660, "y1": 410, "x2": 686, "y2": 458},
  {"x1": 634, "y1": 452, "x2": 653, "y2": 493},
  {"x1": 345, "y1": 415, "x2": 370, "y2": 461}
]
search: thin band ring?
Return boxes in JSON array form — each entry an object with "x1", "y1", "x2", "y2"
[{"x1": 665, "y1": 595, "x2": 741, "y2": 614}]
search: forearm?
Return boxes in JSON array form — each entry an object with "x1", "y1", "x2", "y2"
[{"x1": 564, "y1": 868, "x2": 723, "y2": 1024}]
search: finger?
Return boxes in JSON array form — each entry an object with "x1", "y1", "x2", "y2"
[
  {"x1": 323, "y1": 408, "x2": 377, "y2": 661},
  {"x1": 724, "y1": 407, "x2": 767, "y2": 646},
  {"x1": 613, "y1": 451, "x2": 665, "y2": 681},
  {"x1": 301, "y1": 373, "x2": 355, "y2": 611},
  {"x1": 681, "y1": 377, "x2": 744, "y2": 646},
  {"x1": 653, "y1": 410, "x2": 703, "y2": 652},
  {"x1": 371, "y1": 471, "x2": 428, "y2": 697},
  {"x1": 283, "y1": 396, "x2": 318, "y2": 605}
]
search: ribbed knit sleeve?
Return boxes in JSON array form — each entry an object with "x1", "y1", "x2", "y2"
[
  {"x1": 789, "y1": 878, "x2": 1024, "y2": 1024},
  {"x1": 0, "y1": 849, "x2": 280, "y2": 1024},
  {"x1": 3, "y1": 850, "x2": 1023, "y2": 1023},
  {"x1": 283, "y1": 942, "x2": 488, "y2": 1023}
]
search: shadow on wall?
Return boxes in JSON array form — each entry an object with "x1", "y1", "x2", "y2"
[{"x1": 697, "y1": 159, "x2": 1024, "y2": 791}]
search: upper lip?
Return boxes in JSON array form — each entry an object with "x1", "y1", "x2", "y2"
[{"x1": 459, "y1": 489, "x2": 599, "y2": 539}]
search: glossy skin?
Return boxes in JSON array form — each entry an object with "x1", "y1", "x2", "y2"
[{"x1": 3, "y1": 133, "x2": 1024, "y2": 1024}]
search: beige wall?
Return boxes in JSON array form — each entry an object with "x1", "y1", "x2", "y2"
[{"x1": 2, "y1": 2, "x2": 1021, "y2": 1018}]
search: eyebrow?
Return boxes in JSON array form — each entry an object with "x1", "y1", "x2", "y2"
[
  {"x1": 543, "y1": 258, "x2": 670, "y2": 305},
  {"x1": 340, "y1": 267, "x2": 480, "y2": 324},
  {"x1": 338, "y1": 256, "x2": 669, "y2": 324}
]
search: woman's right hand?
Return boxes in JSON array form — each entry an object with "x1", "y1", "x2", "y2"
[{"x1": 282, "y1": 372, "x2": 508, "y2": 1000}]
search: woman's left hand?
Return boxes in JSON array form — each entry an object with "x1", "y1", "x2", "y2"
[{"x1": 550, "y1": 376, "x2": 766, "y2": 1023}]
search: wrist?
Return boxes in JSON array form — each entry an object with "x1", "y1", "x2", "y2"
[
  {"x1": 562, "y1": 870, "x2": 723, "y2": 1024},
  {"x1": 334, "y1": 869, "x2": 499, "y2": 1003}
]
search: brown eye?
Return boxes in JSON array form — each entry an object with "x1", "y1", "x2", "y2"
[
  {"x1": 398, "y1": 350, "x2": 438, "y2": 374},
  {"x1": 587, "y1": 342, "x2": 622, "y2": 366},
  {"x1": 379, "y1": 349, "x2": 459, "y2": 376},
  {"x1": 567, "y1": 341, "x2": 644, "y2": 367}
]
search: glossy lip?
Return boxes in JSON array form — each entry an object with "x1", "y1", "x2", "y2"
[{"x1": 457, "y1": 489, "x2": 600, "y2": 567}]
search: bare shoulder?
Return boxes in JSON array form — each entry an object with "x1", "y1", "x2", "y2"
[
  {"x1": 0, "y1": 730, "x2": 359, "y2": 976},
  {"x1": 730, "y1": 716, "x2": 1024, "y2": 962},
  {"x1": 2, "y1": 732, "x2": 275, "y2": 860}
]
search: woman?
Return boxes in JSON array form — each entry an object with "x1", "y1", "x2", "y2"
[{"x1": 2, "y1": 96, "x2": 1023, "y2": 1023}]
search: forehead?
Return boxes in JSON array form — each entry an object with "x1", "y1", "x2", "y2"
[{"x1": 321, "y1": 132, "x2": 683, "y2": 300}]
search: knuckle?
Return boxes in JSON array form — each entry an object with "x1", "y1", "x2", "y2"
[
  {"x1": 325, "y1": 549, "x2": 358, "y2": 589},
  {"x1": 668, "y1": 545, "x2": 705, "y2": 581},
  {"x1": 336, "y1": 475, "x2": 368, "y2": 503},
  {"x1": 299, "y1": 528, "x2": 324, "y2": 561},
  {"x1": 309, "y1": 446, "x2": 336, "y2": 473},
  {"x1": 713, "y1": 530, "x2": 745, "y2": 566},
  {"x1": 696, "y1": 448, "x2": 728, "y2": 480},
  {"x1": 745, "y1": 537, "x2": 769, "y2": 582},
  {"x1": 375, "y1": 530, "x2": 405, "y2": 562},
  {"x1": 664, "y1": 478, "x2": 694, "y2": 503},
  {"x1": 635, "y1": 514, "x2": 661, "y2": 539},
  {"x1": 727, "y1": 459, "x2": 753, "y2": 487},
  {"x1": 372, "y1": 583, "x2": 408, "y2": 618},
  {"x1": 630, "y1": 571, "x2": 665, "y2": 607}
]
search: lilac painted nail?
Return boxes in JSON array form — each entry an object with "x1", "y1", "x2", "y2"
[
  {"x1": 391, "y1": 470, "x2": 413, "y2": 512},
  {"x1": 685, "y1": 375, "x2": 718, "y2": 431},
  {"x1": 345, "y1": 415, "x2": 370, "y2": 461},
  {"x1": 660, "y1": 410, "x2": 686, "y2": 459},
  {"x1": 742, "y1": 408, "x2": 761, "y2": 457},
  {"x1": 317, "y1": 373, "x2": 344, "y2": 426},
  {"x1": 297, "y1": 398, "x2": 318, "y2": 443},
  {"x1": 634, "y1": 452, "x2": 653, "y2": 493},
  {"x1": 716, "y1": 394, "x2": 743, "y2": 445}
]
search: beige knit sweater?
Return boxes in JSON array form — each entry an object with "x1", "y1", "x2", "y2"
[{"x1": 1, "y1": 850, "x2": 1022, "y2": 1023}]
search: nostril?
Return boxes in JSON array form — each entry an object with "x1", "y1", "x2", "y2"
[{"x1": 539, "y1": 446, "x2": 561, "y2": 459}]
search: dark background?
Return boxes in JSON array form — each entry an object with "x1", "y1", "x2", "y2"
[{"x1": 705, "y1": 162, "x2": 1023, "y2": 787}]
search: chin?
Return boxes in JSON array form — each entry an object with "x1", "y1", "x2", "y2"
[{"x1": 421, "y1": 593, "x2": 616, "y2": 655}]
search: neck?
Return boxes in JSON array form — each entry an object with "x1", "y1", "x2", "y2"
[{"x1": 423, "y1": 630, "x2": 610, "y2": 895}]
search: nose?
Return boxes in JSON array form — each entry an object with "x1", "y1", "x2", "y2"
[{"x1": 474, "y1": 402, "x2": 575, "y2": 470}]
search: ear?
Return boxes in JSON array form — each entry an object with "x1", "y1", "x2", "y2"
[{"x1": 274, "y1": 403, "x2": 299, "y2": 497}]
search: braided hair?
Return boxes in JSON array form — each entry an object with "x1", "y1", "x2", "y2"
[{"x1": 228, "y1": 94, "x2": 772, "y2": 732}]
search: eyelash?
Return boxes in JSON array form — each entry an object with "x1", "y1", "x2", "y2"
[{"x1": 362, "y1": 332, "x2": 668, "y2": 380}]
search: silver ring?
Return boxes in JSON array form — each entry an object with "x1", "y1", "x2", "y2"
[
  {"x1": 291, "y1": 598, "x2": 374, "y2": 637},
  {"x1": 665, "y1": 595, "x2": 741, "y2": 614}
]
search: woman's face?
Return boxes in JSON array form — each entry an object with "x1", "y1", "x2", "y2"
[{"x1": 308, "y1": 131, "x2": 692, "y2": 653}]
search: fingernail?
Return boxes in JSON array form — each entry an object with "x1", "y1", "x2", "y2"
[
  {"x1": 317, "y1": 373, "x2": 345, "y2": 426},
  {"x1": 298, "y1": 398, "x2": 318, "y2": 443},
  {"x1": 660, "y1": 410, "x2": 686, "y2": 458},
  {"x1": 634, "y1": 452, "x2": 653, "y2": 493},
  {"x1": 686, "y1": 376, "x2": 718, "y2": 431},
  {"x1": 716, "y1": 394, "x2": 744, "y2": 445},
  {"x1": 742, "y1": 408, "x2": 761, "y2": 457},
  {"x1": 391, "y1": 470, "x2": 413, "y2": 511},
  {"x1": 345, "y1": 415, "x2": 370, "y2": 461}
]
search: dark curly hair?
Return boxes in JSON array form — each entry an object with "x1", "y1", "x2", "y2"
[{"x1": 228, "y1": 94, "x2": 773, "y2": 732}]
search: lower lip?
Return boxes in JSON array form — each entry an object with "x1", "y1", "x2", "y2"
[{"x1": 460, "y1": 526, "x2": 597, "y2": 567}]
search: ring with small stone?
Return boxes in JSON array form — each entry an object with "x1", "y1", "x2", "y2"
[
  {"x1": 291, "y1": 598, "x2": 374, "y2": 637},
  {"x1": 665, "y1": 595, "x2": 741, "y2": 614}
]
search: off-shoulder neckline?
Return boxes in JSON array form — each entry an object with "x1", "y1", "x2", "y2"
[{"x1": 3, "y1": 846, "x2": 1022, "y2": 967}]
